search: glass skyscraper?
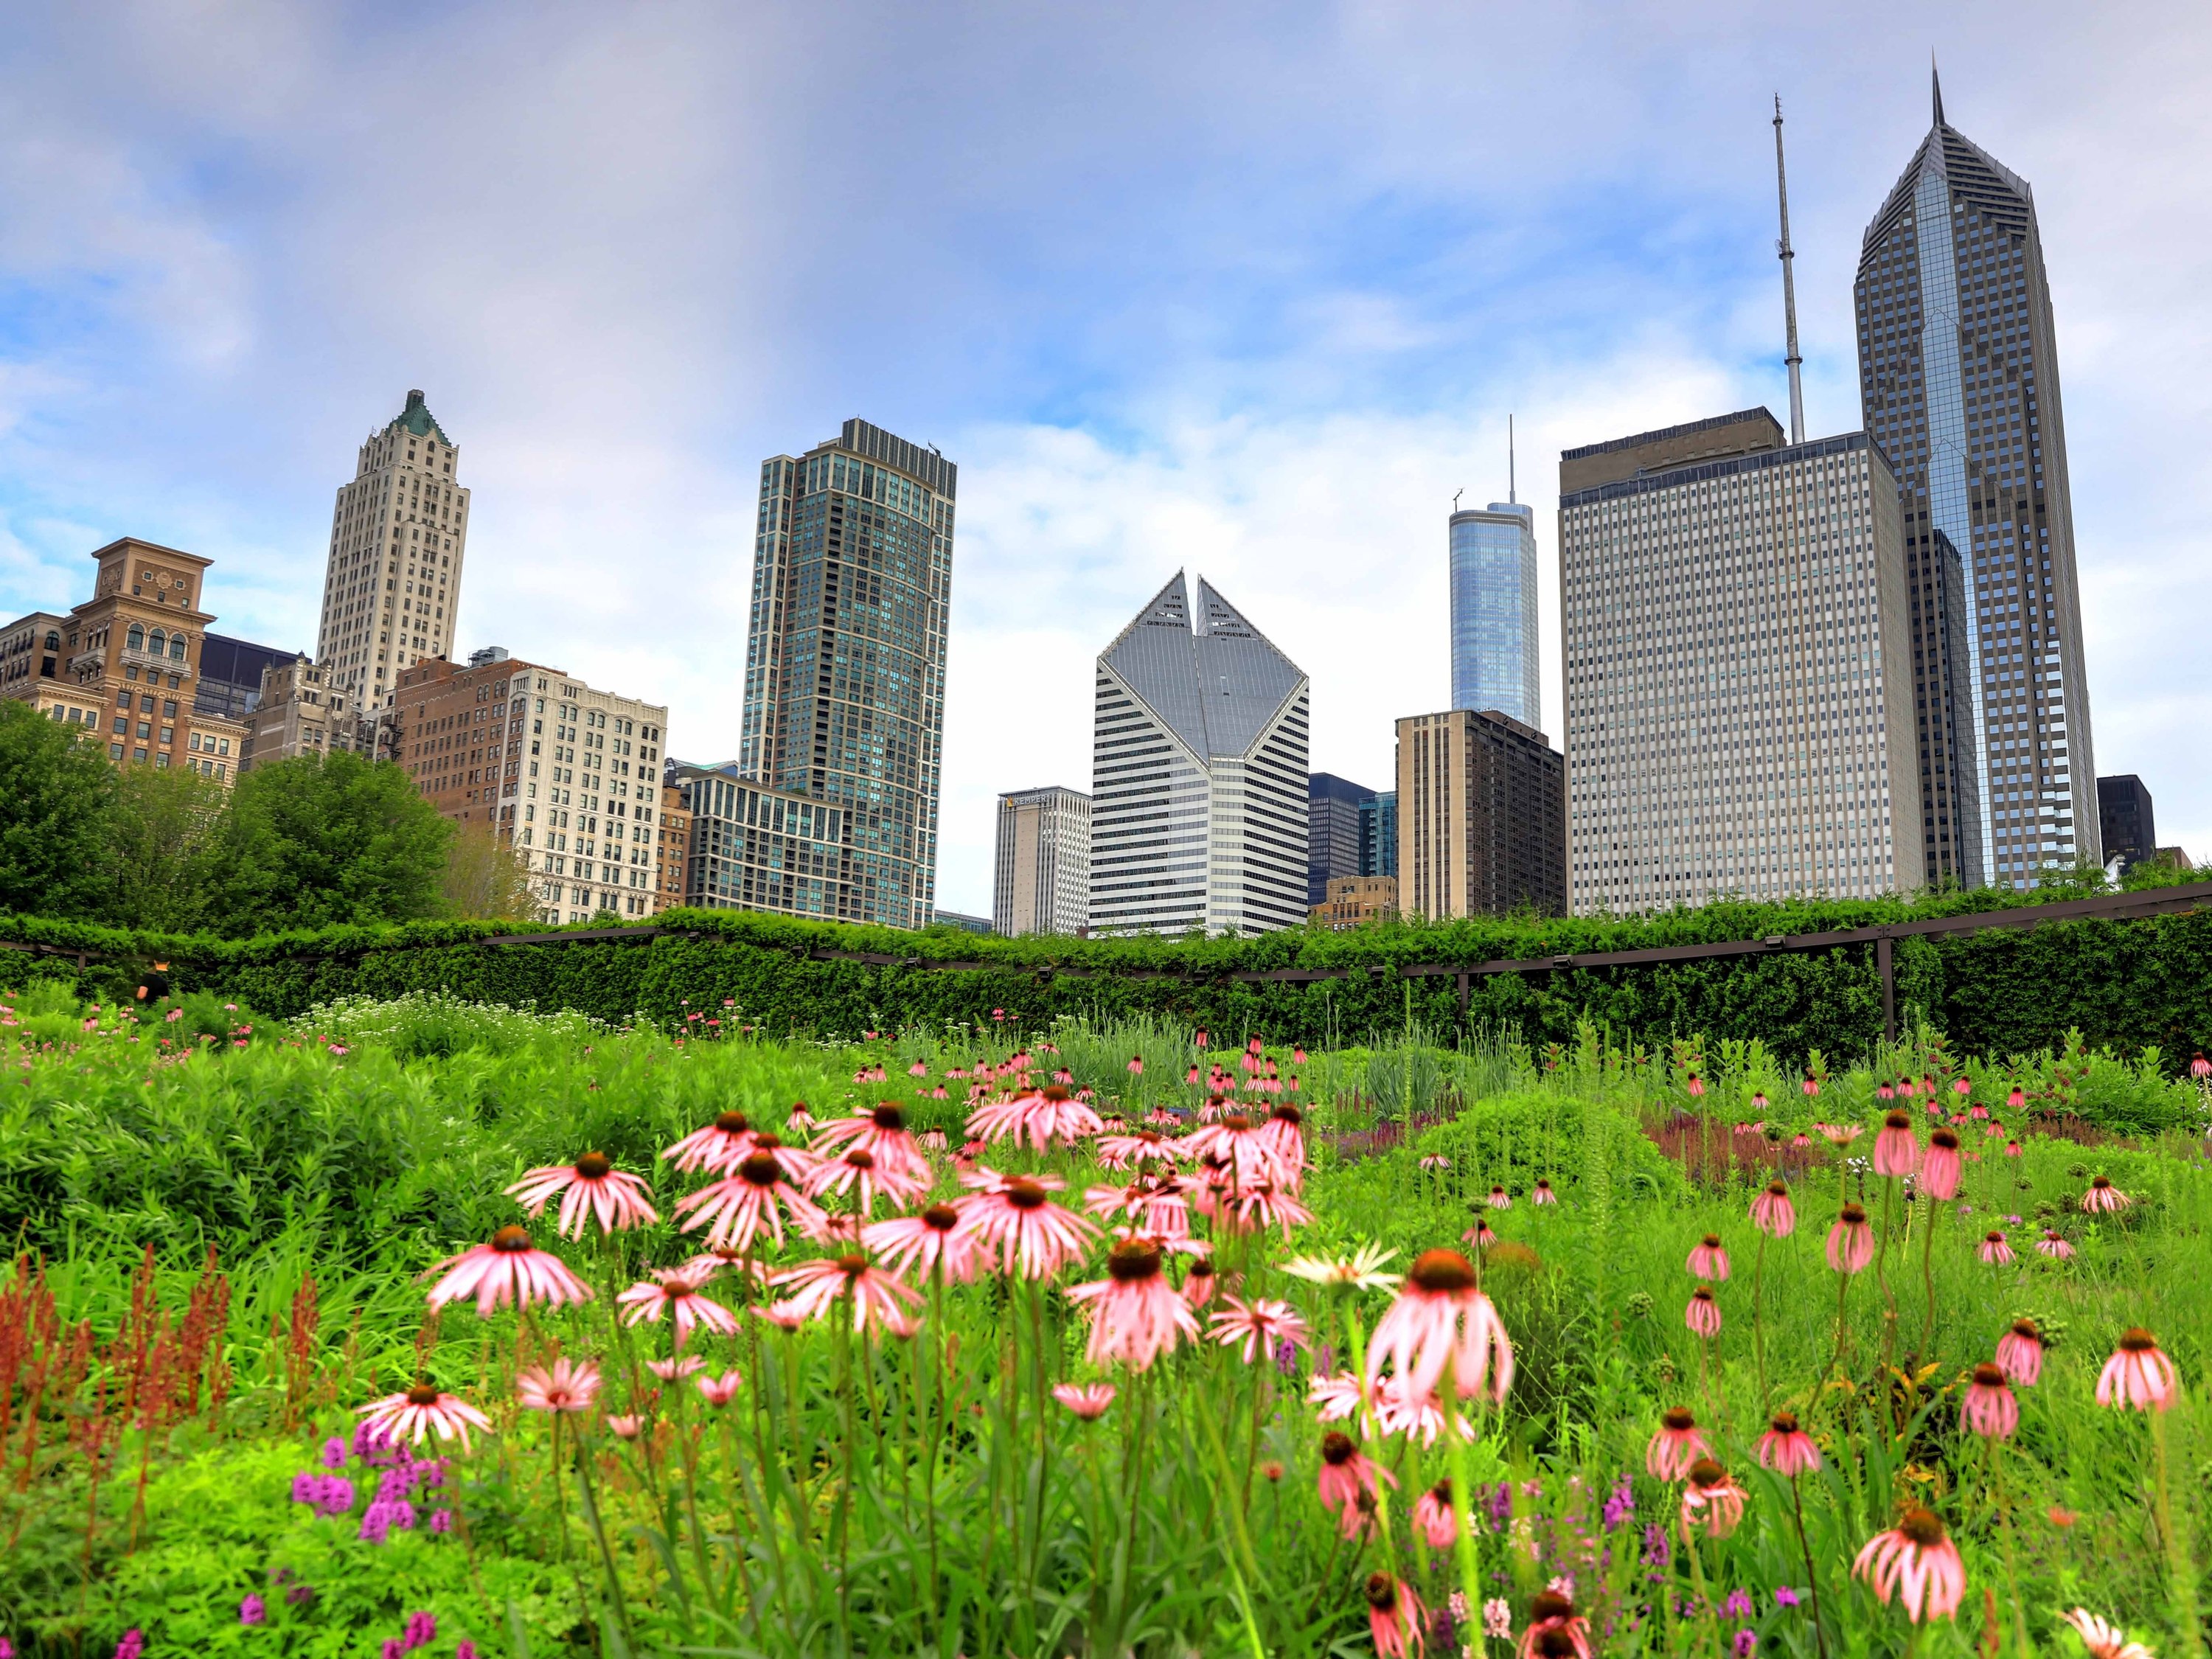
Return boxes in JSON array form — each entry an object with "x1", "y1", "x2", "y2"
[
  {"x1": 1449, "y1": 501, "x2": 1540, "y2": 728},
  {"x1": 1854, "y1": 72, "x2": 2096, "y2": 887},
  {"x1": 739, "y1": 419, "x2": 954, "y2": 928}
]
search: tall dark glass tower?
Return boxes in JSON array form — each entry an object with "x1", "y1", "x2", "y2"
[
  {"x1": 740, "y1": 419, "x2": 954, "y2": 928},
  {"x1": 1854, "y1": 71, "x2": 2097, "y2": 890}
]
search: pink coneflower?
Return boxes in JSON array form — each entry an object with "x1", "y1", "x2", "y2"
[
  {"x1": 1364, "y1": 1573, "x2": 1425, "y2": 1658},
  {"x1": 1261, "y1": 1102, "x2": 1310, "y2": 1183},
  {"x1": 2097, "y1": 1327, "x2": 2180, "y2": 1411},
  {"x1": 2003, "y1": 1138, "x2": 2023, "y2": 1158},
  {"x1": 753, "y1": 1303, "x2": 807, "y2": 1332},
  {"x1": 1412, "y1": 1478, "x2": 1458, "y2": 1547},
  {"x1": 1517, "y1": 1590, "x2": 1593, "y2": 1659},
  {"x1": 1531, "y1": 1178, "x2": 1558, "y2": 1206},
  {"x1": 1756, "y1": 1410, "x2": 1820, "y2": 1475},
  {"x1": 1816, "y1": 1121, "x2": 1863, "y2": 1147},
  {"x1": 1646, "y1": 1406, "x2": 1708, "y2": 1480},
  {"x1": 1308, "y1": 1369, "x2": 1368, "y2": 1423},
  {"x1": 1750, "y1": 1180, "x2": 1796, "y2": 1237},
  {"x1": 1962, "y1": 1363, "x2": 2018, "y2": 1438},
  {"x1": 1180, "y1": 1256, "x2": 1217, "y2": 1307},
  {"x1": 2057, "y1": 1608, "x2": 2156, "y2": 1659},
  {"x1": 1419, "y1": 1154, "x2": 1452, "y2": 1172},
  {"x1": 1067, "y1": 1237, "x2": 1200, "y2": 1370},
  {"x1": 1366, "y1": 1248, "x2": 1514, "y2": 1402},
  {"x1": 425, "y1": 1226, "x2": 594, "y2": 1316},
  {"x1": 1686, "y1": 1074, "x2": 1705, "y2": 1098},
  {"x1": 1096, "y1": 1127, "x2": 1188, "y2": 1171},
  {"x1": 1051, "y1": 1382, "x2": 1117, "y2": 1420},
  {"x1": 1978, "y1": 1229, "x2": 2013, "y2": 1266},
  {"x1": 787, "y1": 1102, "x2": 819, "y2": 1133},
  {"x1": 358, "y1": 1382, "x2": 492, "y2": 1450},
  {"x1": 863, "y1": 1202, "x2": 980, "y2": 1284},
  {"x1": 647, "y1": 1355, "x2": 704, "y2": 1381},
  {"x1": 1679, "y1": 1458, "x2": 1747, "y2": 1537},
  {"x1": 1685, "y1": 1287, "x2": 1722, "y2": 1338},
  {"x1": 768, "y1": 1251, "x2": 923, "y2": 1334},
  {"x1": 1996, "y1": 1318, "x2": 2044, "y2": 1385},
  {"x1": 1827, "y1": 1203, "x2": 1875, "y2": 1274},
  {"x1": 2036, "y1": 1229, "x2": 2076, "y2": 1260},
  {"x1": 1125, "y1": 1055, "x2": 1143, "y2": 1076},
  {"x1": 1182, "y1": 1111, "x2": 1286, "y2": 1189},
  {"x1": 811, "y1": 1102, "x2": 928, "y2": 1182},
  {"x1": 1686, "y1": 1234, "x2": 1730, "y2": 1281},
  {"x1": 659, "y1": 1110, "x2": 757, "y2": 1177},
  {"x1": 695, "y1": 1370, "x2": 742, "y2": 1406},
  {"x1": 1879, "y1": 1079, "x2": 1898, "y2": 1100},
  {"x1": 2081, "y1": 1175, "x2": 2132, "y2": 1214},
  {"x1": 1804, "y1": 1071, "x2": 1821, "y2": 1098},
  {"x1": 1854, "y1": 1508, "x2": 1966, "y2": 1622},
  {"x1": 1372, "y1": 1378, "x2": 1479, "y2": 1447},
  {"x1": 804, "y1": 1146, "x2": 929, "y2": 1215},
  {"x1": 1874, "y1": 1110, "x2": 1920, "y2": 1178},
  {"x1": 1208, "y1": 1295, "x2": 1311, "y2": 1364},
  {"x1": 618, "y1": 1266, "x2": 740, "y2": 1346},
  {"x1": 605, "y1": 1414, "x2": 644, "y2": 1439},
  {"x1": 516, "y1": 1358, "x2": 601, "y2": 1415},
  {"x1": 1317, "y1": 1431, "x2": 1396, "y2": 1537},
  {"x1": 956, "y1": 1168, "x2": 1098, "y2": 1278},
  {"x1": 1220, "y1": 1181, "x2": 1316, "y2": 1239},
  {"x1": 1487, "y1": 1185, "x2": 1513, "y2": 1210},
  {"x1": 673, "y1": 1145, "x2": 825, "y2": 1253},
  {"x1": 1463, "y1": 1217, "x2": 1500, "y2": 1252},
  {"x1": 1921, "y1": 1128, "x2": 1962, "y2": 1201}
]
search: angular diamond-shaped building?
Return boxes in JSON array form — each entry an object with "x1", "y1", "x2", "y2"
[{"x1": 1088, "y1": 573, "x2": 1310, "y2": 936}]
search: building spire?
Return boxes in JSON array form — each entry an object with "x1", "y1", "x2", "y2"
[
  {"x1": 1932, "y1": 55, "x2": 1945, "y2": 127},
  {"x1": 1509, "y1": 413, "x2": 1517, "y2": 504},
  {"x1": 1772, "y1": 94, "x2": 1806, "y2": 446}
]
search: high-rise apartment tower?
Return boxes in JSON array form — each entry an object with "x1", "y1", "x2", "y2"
[
  {"x1": 318, "y1": 392, "x2": 470, "y2": 711},
  {"x1": 1854, "y1": 72, "x2": 2096, "y2": 886},
  {"x1": 1449, "y1": 500, "x2": 1541, "y2": 728},
  {"x1": 1089, "y1": 573, "x2": 1310, "y2": 936},
  {"x1": 740, "y1": 420, "x2": 953, "y2": 928},
  {"x1": 993, "y1": 786, "x2": 1092, "y2": 936},
  {"x1": 1396, "y1": 708, "x2": 1566, "y2": 918},
  {"x1": 1559, "y1": 409, "x2": 1925, "y2": 912}
]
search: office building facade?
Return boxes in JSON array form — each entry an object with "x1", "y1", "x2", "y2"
[
  {"x1": 1307, "y1": 773, "x2": 1375, "y2": 907},
  {"x1": 740, "y1": 419, "x2": 954, "y2": 928},
  {"x1": 2096, "y1": 776, "x2": 2155, "y2": 877},
  {"x1": 1089, "y1": 573, "x2": 1310, "y2": 936},
  {"x1": 1311, "y1": 874, "x2": 1399, "y2": 930},
  {"x1": 1396, "y1": 709, "x2": 1566, "y2": 919},
  {"x1": 993, "y1": 785, "x2": 1091, "y2": 936},
  {"x1": 1450, "y1": 501, "x2": 1542, "y2": 728},
  {"x1": 655, "y1": 782, "x2": 692, "y2": 912},
  {"x1": 1854, "y1": 74, "x2": 2095, "y2": 886},
  {"x1": 1361, "y1": 790, "x2": 1398, "y2": 880},
  {"x1": 317, "y1": 391, "x2": 471, "y2": 712},
  {"x1": 672, "y1": 760, "x2": 852, "y2": 919},
  {"x1": 395, "y1": 652, "x2": 668, "y2": 922},
  {"x1": 1559, "y1": 410, "x2": 1925, "y2": 913}
]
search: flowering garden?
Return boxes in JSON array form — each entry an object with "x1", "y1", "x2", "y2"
[{"x1": 1, "y1": 984, "x2": 2208, "y2": 1657}]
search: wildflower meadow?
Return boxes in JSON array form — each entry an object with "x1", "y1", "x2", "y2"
[{"x1": 1, "y1": 981, "x2": 2208, "y2": 1658}]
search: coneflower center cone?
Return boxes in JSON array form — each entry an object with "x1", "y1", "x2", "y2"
[
  {"x1": 1686, "y1": 1457, "x2": 1725, "y2": 1488},
  {"x1": 2120, "y1": 1326, "x2": 2157, "y2": 1352},
  {"x1": 714, "y1": 1110, "x2": 750, "y2": 1133},
  {"x1": 1884, "y1": 1110, "x2": 1910, "y2": 1130},
  {"x1": 1899, "y1": 1506, "x2": 1947, "y2": 1545},
  {"x1": 406, "y1": 1382, "x2": 441, "y2": 1406},
  {"x1": 835, "y1": 1253, "x2": 869, "y2": 1279},
  {"x1": 1363, "y1": 1571, "x2": 1397, "y2": 1612},
  {"x1": 575, "y1": 1152, "x2": 613, "y2": 1180},
  {"x1": 922, "y1": 1203, "x2": 959, "y2": 1232},
  {"x1": 1006, "y1": 1179, "x2": 1048, "y2": 1211},
  {"x1": 872, "y1": 1103, "x2": 906, "y2": 1130},
  {"x1": 1839, "y1": 1203, "x2": 1868, "y2": 1225},
  {"x1": 739, "y1": 1152, "x2": 782, "y2": 1189},
  {"x1": 1106, "y1": 1239, "x2": 1164, "y2": 1283},
  {"x1": 1409, "y1": 1248, "x2": 1478, "y2": 1293},
  {"x1": 1529, "y1": 1590, "x2": 1573, "y2": 1623},
  {"x1": 492, "y1": 1225, "x2": 532, "y2": 1253},
  {"x1": 1973, "y1": 1363, "x2": 2005, "y2": 1388},
  {"x1": 1321, "y1": 1430, "x2": 1356, "y2": 1465},
  {"x1": 1662, "y1": 1406, "x2": 1697, "y2": 1433}
]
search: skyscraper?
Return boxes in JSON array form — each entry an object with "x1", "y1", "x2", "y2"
[
  {"x1": 1088, "y1": 573, "x2": 1309, "y2": 936},
  {"x1": 317, "y1": 391, "x2": 470, "y2": 711},
  {"x1": 1396, "y1": 708, "x2": 1566, "y2": 919},
  {"x1": 2096, "y1": 775, "x2": 2155, "y2": 876},
  {"x1": 994, "y1": 785, "x2": 1092, "y2": 936},
  {"x1": 740, "y1": 420, "x2": 955, "y2": 928},
  {"x1": 1307, "y1": 773, "x2": 1374, "y2": 906},
  {"x1": 1854, "y1": 72, "x2": 2096, "y2": 887},
  {"x1": 1449, "y1": 499, "x2": 1541, "y2": 727},
  {"x1": 1559, "y1": 409, "x2": 1925, "y2": 912}
]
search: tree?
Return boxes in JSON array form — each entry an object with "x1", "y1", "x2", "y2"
[
  {"x1": 442, "y1": 821, "x2": 543, "y2": 922},
  {"x1": 209, "y1": 750, "x2": 453, "y2": 935},
  {"x1": 0, "y1": 700, "x2": 116, "y2": 920},
  {"x1": 105, "y1": 761, "x2": 226, "y2": 931}
]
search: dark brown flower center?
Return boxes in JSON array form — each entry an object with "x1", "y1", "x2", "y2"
[
  {"x1": 1662, "y1": 1407, "x2": 1697, "y2": 1433},
  {"x1": 1007, "y1": 1178, "x2": 1048, "y2": 1210},
  {"x1": 1700, "y1": 1234, "x2": 1721, "y2": 1249},
  {"x1": 1691, "y1": 1287, "x2": 1714, "y2": 1304},
  {"x1": 2121, "y1": 1327, "x2": 2157, "y2": 1352},
  {"x1": 837, "y1": 1253, "x2": 869, "y2": 1278},
  {"x1": 1409, "y1": 1248, "x2": 1477, "y2": 1293},
  {"x1": 575, "y1": 1152, "x2": 613, "y2": 1180},
  {"x1": 1766, "y1": 1180, "x2": 1789, "y2": 1198},
  {"x1": 1363, "y1": 1571, "x2": 1397, "y2": 1612},
  {"x1": 714, "y1": 1110, "x2": 750, "y2": 1134},
  {"x1": 1686, "y1": 1458, "x2": 1725, "y2": 1488},
  {"x1": 1985, "y1": 1230, "x2": 2004, "y2": 1245},
  {"x1": 1321, "y1": 1430, "x2": 1355, "y2": 1465},
  {"x1": 492, "y1": 1225, "x2": 532, "y2": 1253},
  {"x1": 1840, "y1": 1204, "x2": 1867, "y2": 1225},
  {"x1": 1042, "y1": 1085, "x2": 1071, "y2": 1102},
  {"x1": 1529, "y1": 1590, "x2": 1574, "y2": 1623},
  {"x1": 1222, "y1": 1113, "x2": 1253, "y2": 1133},
  {"x1": 1973, "y1": 1363, "x2": 2005, "y2": 1387},
  {"x1": 406, "y1": 1382, "x2": 441, "y2": 1406},
  {"x1": 1534, "y1": 1633, "x2": 1578, "y2": 1659},
  {"x1": 1899, "y1": 1506, "x2": 1946, "y2": 1545},
  {"x1": 844, "y1": 1149, "x2": 877, "y2": 1171},
  {"x1": 1107, "y1": 1239, "x2": 1164, "y2": 1284},
  {"x1": 1428, "y1": 1477, "x2": 1453, "y2": 1503},
  {"x1": 1769, "y1": 1411, "x2": 1799, "y2": 1435},
  {"x1": 1185, "y1": 1258, "x2": 1214, "y2": 1280},
  {"x1": 2092, "y1": 1175, "x2": 2113, "y2": 1190},
  {"x1": 754, "y1": 1131, "x2": 784, "y2": 1151},
  {"x1": 740, "y1": 1151, "x2": 783, "y2": 1187},
  {"x1": 1931, "y1": 1129, "x2": 1960, "y2": 1151},
  {"x1": 872, "y1": 1103, "x2": 906, "y2": 1130},
  {"x1": 2010, "y1": 1318, "x2": 2039, "y2": 1341},
  {"x1": 1884, "y1": 1110, "x2": 1911, "y2": 1130},
  {"x1": 922, "y1": 1203, "x2": 959, "y2": 1231}
]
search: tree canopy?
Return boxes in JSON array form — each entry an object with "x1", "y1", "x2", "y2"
[{"x1": 0, "y1": 702, "x2": 116, "y2": 921}]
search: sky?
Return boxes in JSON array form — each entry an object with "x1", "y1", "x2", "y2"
[{"x1": 1, "y1": 0, "x2": 2208, "y2": 917}]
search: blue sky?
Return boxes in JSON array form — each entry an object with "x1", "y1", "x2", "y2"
[{"x1": 2, "y1": 1, "x2": 2208, "y2": 914}]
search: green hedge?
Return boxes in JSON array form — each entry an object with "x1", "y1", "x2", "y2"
[{"x1": 4, "y1": 888, "x2": 2210, "y2": 1065}]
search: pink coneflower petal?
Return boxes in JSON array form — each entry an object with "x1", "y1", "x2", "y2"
[
  {"x1": 1686, "y1": 1234, "x2": 1731, "y2": 1281},
  {"x1": 1853, "y1": 1509, "x2": 1966, "y2": 1622},
  {"x1": 1207, "y1": 1295, "x2": 1311, "y2": 1365},
  {"x1": 695, "y1": 1369, "x2": 743, "y2": 1406},
  {"x1": 506, "y1": 1152, "x2": 658, "y2": 1237},
  {"x1": 1364, "y1": 1573, "x2": 1425, "y2": 1659},
  {"x1": 1066, "y1": 1237, "x2": 1200, "y2": 1370},
  {"x1": 1995, "y1": 1318, "x2": 2044, "y2": 1386},
  {"x1": 1646, "y1": 1407, "x2": 1708, "y2": 1480},
  {"x1": 516, "y1": 1357, "x2": 601, "y2": 1415},
  {"x1": 2096, "y1": 1328, "x2": 2180, "y2": 1411},
  {"x1": 768, "y1": 1251, "x2": 923, "y2": 1335},
  {"x1": 1750, "y1": 1180, "x2": 1796, "y2": 1238},
  {"x1": 425, "y1": 1226, "x2": 594, "y2": 1316},
  {"x1": 1962, "y1": 1363, "x2": 2018, "y2": 1438},
  {"x1": 1678, "y1": 1458, "x2": 1747, "y2": 1538},
  {"x1": 1366, "y1": 1249, "x2": 1514, "y2": 1403},
  {"x1": 1051, "y1": 1382, "x2": 1116, "y2": 1419},
  {"x1": 1978, "y1": 1229, "x2": 2013, "y2": 1266},
  {"x1": 617, "y1": 1266, "x2": 742, "y2": 1348},
  {"x1": 662, "y1": 1110, "x2": 760, "y2": 1174},
  {"x1": 1317, "y1": 1430, "x2": 1397, "y2": 1537},
  {"x1": 1412, "y1": 1479, "x2": 1458, "y2": 1547},
  {"x1": 1826, "y1": 1205, "x2": 1874, "y2": 1274},
  {"x1": 2081, "y1": 1175, "x2": 2132, "y2": 1214},
  {"x1": 1874, "y1": 1111, "x2": 1920, "y2": 1178},
  {"x1": 863, "y1": 1203, "x2": 981, "y2": 1284},
  {"x1": 672, "y1": 1142, "x2": 825, "y2": 1253},
  {"x1": 955, "y1": 1169, "x2": 1098, "y2": 1279},
  {"x1": 358, "y1": 1383, "x2": 493, "y2": 1450},
  {"x1": 2057, "y1": 1608, "x2": 2156, "y2": 1659},
  {"x1": 1756, "y1": 1411, "x2": 1820, "y2": 1476},
  {"x1": 1684, "y1": 1286, "x2": 1722, "y2": 1338}
]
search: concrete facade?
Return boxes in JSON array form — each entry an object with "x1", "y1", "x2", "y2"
[
  {"x1": 993, "y1": 785, "x2": 1091, "y2": 936},
  {"x1": 1395, "y1": 709, "x2": 1565, "y2": 919}
]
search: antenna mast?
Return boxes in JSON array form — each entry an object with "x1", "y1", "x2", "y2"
[
  {"x1": 1508, "y1": 414, "x2": 1517, "y2": 504},
  {"x1": 1773, "y1": 95, "x2": 1805, "y2": 445}
]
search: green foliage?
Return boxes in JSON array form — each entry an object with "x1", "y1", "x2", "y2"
[
  {"x1": 0, "y1": 699, "x2": 117, "y2": 921},
  {"x1": 210, "y1": 750, "x2": 455, "y2": 935},
  {"x1": 1408, "y1": 1089, "x2": 1686, "y2": 1203},
  {"x1": 104, "y1": 760, "x2": 228, "y2": 931}
]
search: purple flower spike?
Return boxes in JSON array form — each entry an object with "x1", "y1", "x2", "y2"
[
  {"x1": 430, "y1": 1508, "x2": 454, "y2": 1534},
  {"x1": 240, "y1": 1593, "x2": 267, "y2": 1625},
  {"x1": 321, "y1": 1436, "x2": 349, "y2": 1470}
]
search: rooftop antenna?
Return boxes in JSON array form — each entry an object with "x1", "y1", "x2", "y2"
[
  {"x1": 1453, "y1": 488, "x2": 1464, "y2": 512},
  {"x1": 1773, "y1": 94, "x2": 1806, "y2": 445},
  {"x1": 1509, "y1": 413, "x2": 1517, "y2": 504}
]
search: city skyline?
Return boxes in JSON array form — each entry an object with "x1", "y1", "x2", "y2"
[{"x1": 0, "y1": 14, "x2": 2202, "y2": 917}]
